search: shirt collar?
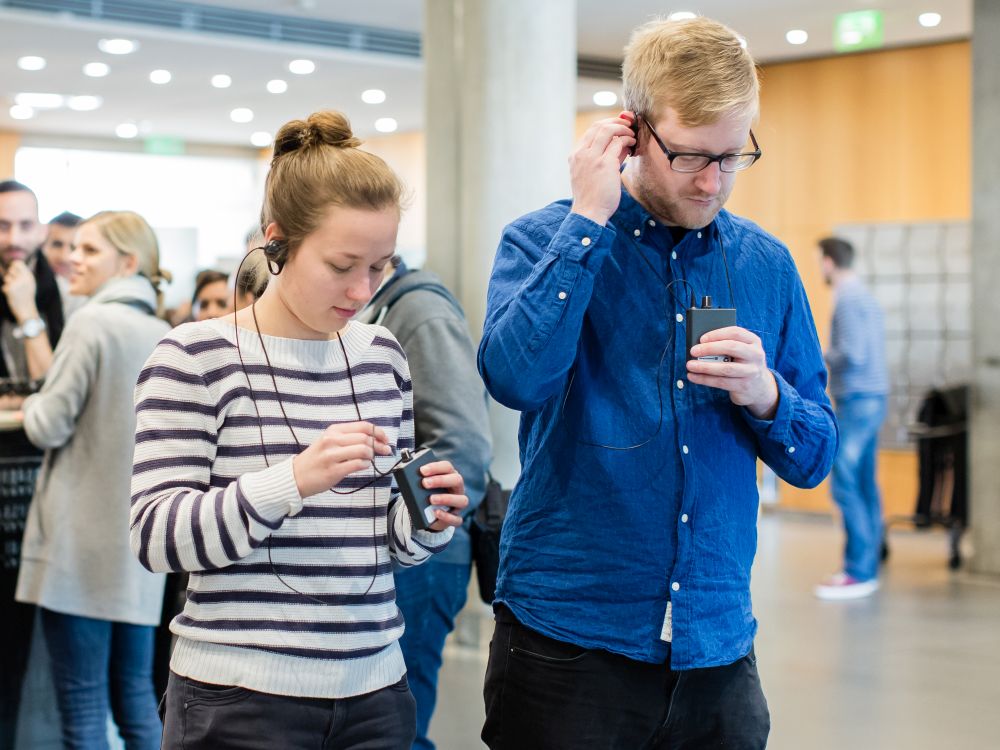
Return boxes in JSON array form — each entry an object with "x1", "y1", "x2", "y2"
[{"x1": 611, "y1": 182, "x2": 723, "y2": 255}]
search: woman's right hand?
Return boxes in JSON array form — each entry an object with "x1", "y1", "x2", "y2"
[{"x1": 292, "y1": 421, "x2": 391, "y2": 498}]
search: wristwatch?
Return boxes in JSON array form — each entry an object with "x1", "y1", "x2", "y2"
[{"x1": 12, "y1": 317, "x2": 46, "y2": 339}]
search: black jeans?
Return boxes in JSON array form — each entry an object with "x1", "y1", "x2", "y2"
[
  {"x1": 161, "y1": 670, "x2": 416, "y2": 750},
  {"x1": 482, "y1": 605, "x2": 769, "y2": 750}
]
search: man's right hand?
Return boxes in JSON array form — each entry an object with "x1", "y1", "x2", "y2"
[
  {"x1": 292, "y1": 421, "x2": 392, "y2": 498},
  {"x1": 2, "y1": 261, "x2": 40, "y2": 323},
  {"x1": 569, "y1": 111, "x2": 637, "y2": 227}
]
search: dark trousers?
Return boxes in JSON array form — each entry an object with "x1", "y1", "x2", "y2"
[
  {"x1": 161, "y1": 671, "x2": 417, "y2": 750},
  {"x1": 482, "y1": 605, "x2": 769, "y2": 750},
  {"x1": 0, "y1": 578, "x2": 33, "y2": 750}
]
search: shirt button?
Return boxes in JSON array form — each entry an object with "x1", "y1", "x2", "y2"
[
  {"x1": 672, "y1": 582, "x2": 681, "y2": 592},
  {"x1": 697, "y1": 231, "x2": 702, "y2": 239},
  {"x1": 558, "y1": 291, "x2": 567, "y2": 300},
  {"x1": 676, "y1": 380, "x2": 684, "y2": 390},
  {"x1": 581, "y1": 237, "x2": 591, "y2": 247},
  {"x1": 788, "y1": 446, "x2": 796, "y2": 454},
  {"x1": 681, "y1": 514, "x2": 689, "y2": 523},
  {"x1": 671, "y1": 251, "x2": 677, "y2": 260},
  {"x1": 634, "y1": 228, "x2": 641, "y2": 237},
  {"x1": 648, "y1": 219, "x2": 656, "y2": 227},
  {"x1": 682, "y1": 445, "x2": 689, "y2": 454},
  {"x1": 676, "y1": 313, "x2": 683, "y2": 323}
]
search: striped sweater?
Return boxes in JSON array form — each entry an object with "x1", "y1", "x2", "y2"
[{"x1": 130, "y1": 317, "x2": 453, "y2": 699}]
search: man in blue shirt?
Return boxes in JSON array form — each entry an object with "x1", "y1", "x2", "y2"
[
  {"x1": 478, "y1": 16, "x2": 837, "y2": 750},
  {"x1": 815, "y1": 236, "x2": 889, "y2": 600}
]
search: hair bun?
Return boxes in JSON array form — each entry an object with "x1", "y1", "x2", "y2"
[{"x1": 272, "y1": 110, "x2": 361, "y2": 160}]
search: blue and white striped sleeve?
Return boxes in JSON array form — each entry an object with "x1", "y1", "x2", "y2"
[{"x1": 130, "y1": 337, "x2": 302, "y2": 573}]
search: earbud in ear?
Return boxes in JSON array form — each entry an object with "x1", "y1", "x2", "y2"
[{"x1": 262, "y1": 239, "x2": 287, "y2": 275}]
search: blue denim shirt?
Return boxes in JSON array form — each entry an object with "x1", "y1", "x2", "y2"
[{"x1": 478, "y1": 187, "x2": 838, "y2": 669}]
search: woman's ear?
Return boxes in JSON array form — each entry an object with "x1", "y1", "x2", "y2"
[
  {"x1": 263, "y1": 222, "x2": 284, "y2": 244},
  {"x1": 119, "y1": 252, "x2": 140, "y2": 277}
]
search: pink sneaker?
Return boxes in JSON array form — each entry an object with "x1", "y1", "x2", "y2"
[{"x1": 814, "y1": 572, "x2": 879, "y2": 600}]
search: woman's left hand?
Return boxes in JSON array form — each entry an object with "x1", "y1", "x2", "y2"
[{"x1": 418, "y1": 460, "x2": 468, "y2": 532}]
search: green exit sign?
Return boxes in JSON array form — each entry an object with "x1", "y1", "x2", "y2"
[
  {"x1": 834, "y1": 10, "x2": 884, "y2": 52},
  {"x1": 143, "y1": 135, "x2": 185, "y2": 155}
]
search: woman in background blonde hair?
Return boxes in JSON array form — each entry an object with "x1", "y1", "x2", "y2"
[{"x1": 16, "y1": 210, "x2": 171, "y2": 750}]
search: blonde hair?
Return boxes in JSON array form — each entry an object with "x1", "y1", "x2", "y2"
[
  {"x1": 622, "y1": 16, "x2": 759, "y2": 127},
  {"x1": 261, "y1": 110, "x2": 405, "y2": 254},
  {"x1": 83, "y1": 210, "x2": 172, "y2": 312}
]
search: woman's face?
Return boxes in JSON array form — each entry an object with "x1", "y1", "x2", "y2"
[
  {"x1": 195, "y1": 279, "x2": 232, "y2": 321},
  {"x1": 270, "y1": 205, "x2": 399, "y2": 336},
  {"x1": 69, "y1": 223, "x2": 134, "y2": 297}
]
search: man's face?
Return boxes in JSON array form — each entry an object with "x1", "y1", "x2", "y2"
[
  {"x1": 629, "y1": 106, "x2": 753, "y2": 229},
  {"x1": 0, "y1": 191, "x2": 44, "y2": 268},
  {"x1": 42, "y1": 223, "x2": 77, "y2": 280},
  {"x1": 819, "y1": 253, "x2": 835, "y2": 286}
]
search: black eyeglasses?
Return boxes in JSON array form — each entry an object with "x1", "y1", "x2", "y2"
[{"x1": 639, "y1": 115, "x2": 762, "y2": 173}]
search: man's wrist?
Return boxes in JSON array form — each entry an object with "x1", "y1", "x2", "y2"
[
  {"x1": 570, "y1": 205, "x2": 610, "y2": 227},
  {"x1": 746, "y1": 373, "x2": 780, "y2": 420}
]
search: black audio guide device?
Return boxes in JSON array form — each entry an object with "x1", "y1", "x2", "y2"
[
  {"x1": 686, "y1": 296, "x2": 737, "y2": 362},
  {"x1": 392, "y1": 448, "x2": 444, "y2": 530}
]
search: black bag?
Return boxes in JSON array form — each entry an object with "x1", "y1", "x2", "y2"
[{"x1": 469, "y1": 475, "x2": 510, "y2": 604}]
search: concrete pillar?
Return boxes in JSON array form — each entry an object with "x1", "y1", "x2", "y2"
[
  {"x1": 970, "y1": 0, "x2": 1000, "y2": 577},
  {"x1": 424, "y1": 0, "x2": 576, "y2": 485}
]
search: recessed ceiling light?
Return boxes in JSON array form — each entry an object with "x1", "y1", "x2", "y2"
[
  {"x1": 211, "y1": 74, "x2": 232, "y2": 89},
  {"x1": 17, "y1": 56, "x2": 46, "y2": 71},
  {"x1": 361, "y1": 88, "x2": 386, "y2": 104},
  {"x1": 919, "y1": 12, "x2": 942, "y2": 28},
  {"x1": 668, "y1": 11, "x2": 697, "y2": 21},
  {"x1": 592, "y1": 90, "x2": 618, "y2": 107},
  {"x1": 116, "y1": 122, "x2": 138, "y2": 139},
  {"x1": 83, "y1": 62, "x2": 110, "y2": 78},
  {"x1": 67, "y1": 95, "x2": 103, "y2": 112},
  {"x1": 266, "y1": 79, "x2": 288, "y2": 94},
  {"x1": 785, "y1": 29, "x2": 809, "y2": 45},
  {"x1": 250, "y1": 131, "x2": 272, "y2": 148},
  {"x1": 288, "y1": 59, "x2": 315, "y2": 75},
  {"x1": 149, "y1": 69, "x2": 172, "y2": 85},
  {"x1": 9, "y1": 104, "x2": 34, "y2": 120},
  {"x1": 374, "y1": 117, "x2": 398, "y2": 134},
  {"x1": 230, "y1": 107, "x2": 254, "y2": 123},
  {"x1": 98, "y1": 38, "x2": 138, "y2": 55},
  {"x1": 15, "y1": 92, "x2": 63, "y2": 109}
]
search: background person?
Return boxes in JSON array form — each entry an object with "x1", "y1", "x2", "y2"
[
  {"x1": 815, "y1": 236, "x2": 889, "y2": 600},
  {"x1": 16, "y1": 210, "x2": 171, "y2": 750},
  {"x1": 478, "y1": 16, "x2": 837, "y2": 749},
  {"x1": 359, "y1": 256, "x2": 492, "y2": 750},
  {"x1": 191, "y1": 268, "x2": 231, "y2": 321},
  {"x1": 130, "y1": 111, "x2": 468, "y2": 750}
]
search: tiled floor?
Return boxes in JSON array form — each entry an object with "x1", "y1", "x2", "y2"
[
  {"x1": 428, "y1": 513, "x2": 1000, "y2": 749},
  {"x1": 14, "y1": 513, "x2": 1000, "y2": 749}
]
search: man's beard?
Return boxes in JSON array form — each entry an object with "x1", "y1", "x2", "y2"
[{"x1": 632, "y1": 175, "x2": 732, "y2": 230}]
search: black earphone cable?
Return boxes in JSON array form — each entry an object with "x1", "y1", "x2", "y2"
[
  {"x1": 559, "y1": 223, "x2": 734, "y2": 451},
  {"x1": 231, "y1": 247, "x2": 403, "y2": 605}
]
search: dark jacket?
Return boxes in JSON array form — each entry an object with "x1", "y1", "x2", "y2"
[{"x1": 359, "y1": 264, "x2": 493, "y2": 564}]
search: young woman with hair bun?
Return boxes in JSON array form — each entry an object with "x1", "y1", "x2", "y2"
[
  {"x1": 16, "y1": 209, "x2": 171, "y2": 749},
  {"x1": 131, "y1": 111, "x2": 468, "y2": 749}
]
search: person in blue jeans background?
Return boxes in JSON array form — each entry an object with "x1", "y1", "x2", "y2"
[
  {"x1": 360, "y1": 257, "x2": 492, "y2": 750},
  {"x1": 17, "y1": 211, "x2": 170, "y2": 748},
  {"x1": 816, "y1": 236, "x2": 890, "y2": 600}
]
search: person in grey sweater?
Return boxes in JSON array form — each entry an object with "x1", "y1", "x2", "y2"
[
  {"x1": 359, "y1": 259, "x2": 492, "y2": 750},
  {"x1": 17, "y1": 211, "x2": 170, "y2": 750}
]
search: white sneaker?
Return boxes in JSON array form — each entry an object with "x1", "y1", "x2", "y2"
[{"x1": 814, "y1": 572, "x2": 879, "y2": 600}]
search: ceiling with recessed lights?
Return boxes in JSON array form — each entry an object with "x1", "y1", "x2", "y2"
[{"x1": 0, "y1": 0, "x2": 971, "y2": 150}]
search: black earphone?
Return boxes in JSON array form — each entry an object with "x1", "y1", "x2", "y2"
[
  {"x1": 262, "y1": 238, "x2": 288, "y2": 275},
  {"x1": 626, "y1": 112, "x2": 639, "y2": 156}
]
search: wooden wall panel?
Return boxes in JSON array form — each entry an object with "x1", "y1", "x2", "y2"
[{"x1": 727, "y1": 41, "x2": 971, "y2": 516}]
